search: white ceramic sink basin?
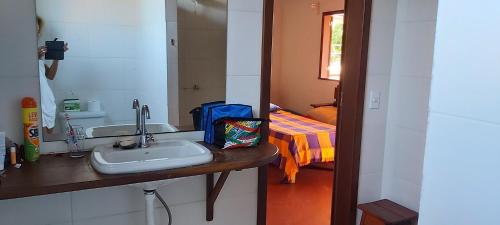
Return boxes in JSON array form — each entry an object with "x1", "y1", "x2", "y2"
[
  {"x1": 91, "y1": 140, "x2": 213, "y2": 174},
  {"x1": 86, "y1": 123, "x2": 178, "y2": 138}
]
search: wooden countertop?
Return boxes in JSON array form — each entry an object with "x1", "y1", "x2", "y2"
[{"x1": 0, "y1": 143, "x2": 278, "y2": 200}]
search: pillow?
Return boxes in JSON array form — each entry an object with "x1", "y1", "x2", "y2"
[
  {"x1": 306, "y1": 106, "x2": 338, "y2": 125},
  {"x1": 270, "y1": 103, "x2": 281, "y2": 112}
]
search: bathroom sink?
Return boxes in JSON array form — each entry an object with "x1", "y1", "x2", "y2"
[
  {"x1": 91, "y1": 140, "x2": 213, "y2": 174},
  {"x1": 86, "y1": 123, "x2": 178, "y2": 138}
]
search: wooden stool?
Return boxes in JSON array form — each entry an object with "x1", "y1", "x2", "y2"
[{"x1": 358, "y1": 199, "x2": 418, "y2": 225}]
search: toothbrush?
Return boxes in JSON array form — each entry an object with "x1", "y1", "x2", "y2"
[{"x1": 64, "y1": 113, "x2": 80, "y2": 151}]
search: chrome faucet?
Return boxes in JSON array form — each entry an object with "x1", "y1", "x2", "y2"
[
  {"x1": 139, "y1": 105, "x2": 153, "y2": 148},
  {"x1": 132, "y1": 99, "x2": 141, "y2": 134}
]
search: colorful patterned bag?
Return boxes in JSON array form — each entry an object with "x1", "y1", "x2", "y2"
[{"x1": 214, "y1": 118, "x2": 267, "y2": 149}]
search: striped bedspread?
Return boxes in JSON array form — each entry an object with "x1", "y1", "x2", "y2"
[{"x1": 269, "y1": 110, "x2": 336, "y2": 183}]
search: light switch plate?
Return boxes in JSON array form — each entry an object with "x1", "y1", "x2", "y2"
[{"x1": 368, "y1": 91, "x2": 381, "y2": 109}]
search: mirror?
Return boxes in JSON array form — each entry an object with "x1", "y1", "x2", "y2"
[
  {"x1": 319, "y1": 10, "x2": 344, "y2": 81},
  {"x1": 35, "y1": 0, "x2": 228, "y2": 141}
]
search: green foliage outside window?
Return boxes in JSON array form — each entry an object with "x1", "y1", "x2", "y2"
[{"x1": 330, "y1": 22, "x2": 343, "y2": 63}]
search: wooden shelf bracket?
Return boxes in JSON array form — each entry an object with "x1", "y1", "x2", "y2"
[{"x1": 206, "y1": 171, "x2": 231, "y2": 221}]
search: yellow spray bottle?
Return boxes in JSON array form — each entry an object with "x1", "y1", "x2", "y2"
[{"x1": 22, "y1": 97, "x2": 40, "y2": 162}]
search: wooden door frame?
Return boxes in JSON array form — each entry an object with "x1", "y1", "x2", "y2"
[{"x1": 257, "y1": 0, "x2": 373, "y2": 225}]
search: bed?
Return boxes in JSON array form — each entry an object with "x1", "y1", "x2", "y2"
[
  {"x1": 269, "y1": 110, "x2": 336, "y2": 183},
  {"x1": 306, "y1": 105, "x2": 338, "y2": 125}
]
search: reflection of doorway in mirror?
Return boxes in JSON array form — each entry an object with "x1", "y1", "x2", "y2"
[{"x1": 175, "y1": 0, "x2": 228, "y2": 130}]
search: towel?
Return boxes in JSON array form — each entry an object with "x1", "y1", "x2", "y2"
[{"x1": 39, "y1": 60, "x2": 56, "y2": 129}]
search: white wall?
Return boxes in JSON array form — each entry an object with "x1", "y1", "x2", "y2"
[
  {"x1": 167, "y1": 0, "x2": 180, "y2": 127},
  {"x1": 357, "y1": 0, "x2": 438, "y2": 223},
  {"x1": 225, "y1": 0, "x2": 263, "y2": 116},
  {"x1": 419, "y1": 1, "x2": 500, "y2": 224},
  {"x1": 357, "y1": 0, "x2": 397, "y2": 211},
  {"x1": 271, "y1": 0, "x2": 343, "y2": 114},
  {"x1": 36, "y1": 0, "x2": 168, "y2": 130},
  {"x1": 177, "y1": 0, "x2": 227, "y2": 127},
  {"x1": 0, "y1": 0, "x2": 39, "y2": 143},
  {"x1": 0, "y1": 0, "x2": 263, "y2": 225},
  {"x1": 380, "y1": 0, "x2": 437, "y2": 211}
]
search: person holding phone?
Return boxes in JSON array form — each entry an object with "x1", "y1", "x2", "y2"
[{"x1": 36, "y1": 16, "x2": 69, "y2": 133}]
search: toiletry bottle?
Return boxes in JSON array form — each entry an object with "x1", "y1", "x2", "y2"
[
  {"x1": 22, "y1": 97, "x2": 40, "y2": 162},
  {"x1": 9, "y1": 147, "x2": 16, "y2": 165}
]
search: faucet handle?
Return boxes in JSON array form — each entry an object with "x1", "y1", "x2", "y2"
[{"x1": 132, "y1": 99, "x2": 140, "y2": 109}]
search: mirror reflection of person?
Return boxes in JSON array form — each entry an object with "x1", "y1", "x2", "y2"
[{"x1": 36, "y1": 16, "x2": 69, "y2": 134}]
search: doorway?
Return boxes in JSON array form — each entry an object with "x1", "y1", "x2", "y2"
[{"x1": 258, "y1": 0, "x2": 373, "y2": 224}]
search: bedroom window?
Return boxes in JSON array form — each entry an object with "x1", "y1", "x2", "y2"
[{"x1": 319, "y1": 11, "x2": 344, "y2": 81}]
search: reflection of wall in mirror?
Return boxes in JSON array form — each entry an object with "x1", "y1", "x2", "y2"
[
  {"x1": 35, "y1": 0, "x2": 168, "y2": 133},
  {"x1": 271, "y1": 0, "x2": 343, "y2": 115},
  {"x1": 177, "y1": 0, "x2": 228, "y2": 128}
]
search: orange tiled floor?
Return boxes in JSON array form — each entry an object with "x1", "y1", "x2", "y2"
[{"x1": 267, "y1": 165, "x2": 334, "y2": 225}]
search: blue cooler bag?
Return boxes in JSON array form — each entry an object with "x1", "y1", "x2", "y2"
[
  {"x1": 204, "y1": 104, "x2": 253, "y2": 144},
  {"x1": 200, "y1": 101, "x2": 225, "y2": 131}
]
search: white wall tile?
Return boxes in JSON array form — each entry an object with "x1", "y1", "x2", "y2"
[
  {"x1": 154, "y1": 176, "x2": 206, "y2": 206},
  {"x1": 371, "y1": 0, "x2": 398, "y2": 23},
  {"x1": 0, "y1": 193, "x2": 72, "y2": 225},
  {"x1": 211, "y1": 193, "x2": 258, "y2": 225},
  {"x1": 420, "y1": 114, "x2": 500, "y2": 224},
  {"x1": 73, "y1": 211, "x2": 145, "y2": 225},
  {"x1": 357, "y1": 173, "x2": 383, "y2": 204},
  {"x1": 228, "y1": 0, "x2": 264, "y2": 12},
  {"x1": 429, "y1": 5, "x2": 500, "y2": 124},
  {"x1": 0, "y1": 0, "x2": 36, "y2": 21},
  {"x1": 367, "y1": 21, "x2": 397, "y2": 76},
  {"x1": 382, "y1": 178, "x2": 422, "y2": 211},
  {"x1": 35, "y1": 0, "x2": 90, "y2": 23},
  {"x1": 391, "y1": 21, "x2": 436, "y2": 77},
  {"x1": 71, "y1": 185, "x2": 145, "y2": 221},
  {"x1": 227, "y1": 11, "x2": 263, "y2": 76},
  {"x1": 387, "y1": 76, "x2": 431, "y2": 132},
  {"x1": 161, "y1": 201, "x2": 207, "y2": 225},
  {"x1": 396, "y1": 0, "x2": 438, "y2": 22},
  {"x1": 88, "y1": 25, "x2": 137, "y2": 58},
  {"x1": 359, "y1": 119, "x2": 387, "y2": 175},
  {"x1": 217, "y1": 169, "x2": 258, "y2": 198},
  {"x1": 0, "y1": 0, "x2": 37, "y2": 79},
  {"x1": 86, "y1": 0, "x2": 140, "y2": 26},
  {"x1": 226, "y1": 75, "x2": 261, "y2": 115},
  {"x1": 158, "y1": 192, "x2": 257, "y2": 225},
  {"x1": 383, "y1": 126, "x2": 426, "y2": 186},
  {"x1": 431, "y1": 74, "x2": 500, "y2": 125}
]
